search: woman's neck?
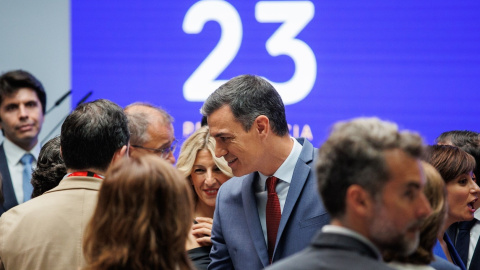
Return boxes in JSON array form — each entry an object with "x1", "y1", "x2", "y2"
[
  {"x1": 441, "y1": 218, "x2": 456, "y2": 236},
  {"x1": 195, "y1": 201, "x2": 215, "y2": 218}
]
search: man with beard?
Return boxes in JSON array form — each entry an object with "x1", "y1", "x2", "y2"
[{"x1": 267, "y1": 117, "x2": 432, "y2": 270}]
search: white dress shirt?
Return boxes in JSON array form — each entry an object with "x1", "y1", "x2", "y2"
[
  {"x1": 255, "y1": 138, "x2": 302, "y2": 246},
  {"x1": 467, "y1": 210, "x2": 480, "y2": 268},
  {"x1": 3, "y1": 138, "x2": 40, "y2": 203}
]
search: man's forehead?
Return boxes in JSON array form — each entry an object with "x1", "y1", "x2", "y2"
[
  {"x1": 208, "y1": 121, "x2": 237, "y2": 138},
  {"x1": 2, "y1": 88, "x2": 39, "y2": 102},
  {"x1": 150, "y1": 121, "x2": 173, "y2": 137},
  {"x1": 384, "y1": 149, "x2": 424, "y2": 186},
  {"x1": 208, "y1": 107, "x2": 245, "y2": 136}
]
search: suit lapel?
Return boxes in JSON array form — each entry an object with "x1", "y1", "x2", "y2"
[
  {"x1": 242, "y1": 172, "x2": 270, "y2": 267},
  {"x1": 275, "y1": 139, "x2": 314, "y2": 253},
  {"x1": 0, "y1": 144, "x2": 19, "y2": 213}
]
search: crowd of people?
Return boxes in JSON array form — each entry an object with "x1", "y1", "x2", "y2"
[{"x1": 0, "y1": 70, "x2": 478, "y2": 270}]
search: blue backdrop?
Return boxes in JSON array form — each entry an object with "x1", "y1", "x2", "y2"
[{"x1": 72, "y1": 0, "x2": 480, "y2": 148}]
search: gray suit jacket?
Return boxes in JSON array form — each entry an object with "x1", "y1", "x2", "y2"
[
  {"x1": 208, "y1": 138, "x2": 330, "y2": 270},
  {"x1": 430, "y1": 255, "x2": 461, "y2": 270},
  {"x1": 266, "y1": 231, "x2": 395, "y2": 270}
]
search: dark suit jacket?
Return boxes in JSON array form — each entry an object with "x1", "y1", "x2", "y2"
[
  {"x1": 435, "y1": 233, "x2": 467, "y2": 270},
  {"x1": 208, "y1": 138, "x2": 330, "y2": 270},
  {"x1": 265, "y1": 231, "x2": 395, "y2": 270},
  {"x1": 446, "y1": 222, "x2": 480, "y2": 270},
  {"x1": 0, "y1": 144, "x2": 18, "y2": 216}
]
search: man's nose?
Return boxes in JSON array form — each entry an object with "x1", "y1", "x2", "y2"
[
  {"x1": 19, "y1": 105, "x2": 28, "y2": 119},
  {"x1": 166, "y1": 151, "x2": 176, "y2": 165},
  {"x1": 215, "y1": 145, "x2": 227, "y2": 158},
  {"x1": 417, "y1": 192, "x2": 432, "y2": 218}
]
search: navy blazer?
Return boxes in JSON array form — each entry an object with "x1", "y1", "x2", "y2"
[
  {"x1": 446, "y1": 221, "x2": 480, "y2": 270},
  {"x1": 208, "y1": 138, "x2": 330, "y2": 270},
  {"x1": 0, "y1": 144, "x2": 18, "y2": 216},
  {"x1": 434, "y1": 233, "x2": 467, "y2": 270}
]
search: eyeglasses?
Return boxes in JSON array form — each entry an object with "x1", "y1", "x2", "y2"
[{"x1": 131, "y1": 139, "x2": 178, "y2": 158}]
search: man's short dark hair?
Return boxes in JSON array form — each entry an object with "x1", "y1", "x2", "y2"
[
  {"x1": 0, "y1": 70, "x2": 47, "y2": 115},
  {"x1": 201, "y1": 74, "x2": 288, "y2": 136},
  {"x1": 436, "y1": 130, "x2": 480, "y2": 179},
  {"x1": 61, "y1": 99, "x2": 129, "y2": 172}
]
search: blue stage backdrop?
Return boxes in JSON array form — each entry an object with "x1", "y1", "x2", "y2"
[{"x1": 72, "y1": 0, "x2": 480, "y2": 149}]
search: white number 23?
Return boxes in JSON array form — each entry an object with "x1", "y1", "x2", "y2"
[{"x1": 183, "y1": 0, "x2": 316, "y2": 105}]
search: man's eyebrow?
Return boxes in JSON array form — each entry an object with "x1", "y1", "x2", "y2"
[
  {"x1": 212, "y1": 132, "x2": 226, "y2": 138},
  {"x1": 160, "y1": 139, "x2": 175, "y2": 148},
  {"x1": 406, "y1": 182, "x2": 421, "y2": 189}
]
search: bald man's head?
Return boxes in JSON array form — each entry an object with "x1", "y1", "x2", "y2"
[{"x1": 125, "y1": 103, "x2": 176, "y2": 164}]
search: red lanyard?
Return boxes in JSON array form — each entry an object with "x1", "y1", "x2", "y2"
[{"x1": 68, "y1": 171, "x2": 103, "y2": 179}]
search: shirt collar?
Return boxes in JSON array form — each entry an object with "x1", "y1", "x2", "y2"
[
  {"x1": 64, "y1": 172, "x2": 105, "y2": 179},
  {"x1": 3, "y1": 137, "x2": 41, "y2": 165},
  {"x1": 258, "y1": 137, "x2": 302, "y2": 189}
]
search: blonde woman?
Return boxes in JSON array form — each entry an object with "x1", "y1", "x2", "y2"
[{"x1": 177, "y1": 126, "x2": 233, "y2": 270}]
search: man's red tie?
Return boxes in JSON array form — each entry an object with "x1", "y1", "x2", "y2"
[{"x1": 266, "y1": 176, "x2": 281, "y2": 264}]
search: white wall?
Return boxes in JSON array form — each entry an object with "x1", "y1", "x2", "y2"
[{"x1": 0, "y1": 0, "x2": 71, "y2": 145}]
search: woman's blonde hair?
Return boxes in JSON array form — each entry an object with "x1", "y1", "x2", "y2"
[
  {"x1": 176, "y1": 126, "x2": 233, "y2": 200},
  {"x1": 83, "y1": 155, "x2": 194, "y2": 270}
]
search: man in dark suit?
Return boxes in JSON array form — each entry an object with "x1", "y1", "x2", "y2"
[
  {"x1": 201, "y1": 75, "x2": 330, "y2": 269},
  {"x1": 437, "y1": 131, "x2": 480, "y2": 270},
  {"x1": 267, "y1": 117, "x2": 432, "y2": 270},
  {"x1": 0, "y1": 70, "x2": 46, "y2": 216}
]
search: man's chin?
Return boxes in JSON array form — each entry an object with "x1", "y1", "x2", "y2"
[
  {"x1": 17, "y1": 134, "x2": 37, "y2": 142},
  {"x1": 11, "y1": 134, "x2": 39, "y2": 148},
  {"x1": 232, "y1": 168, "x2": 250, "y2": 177}
]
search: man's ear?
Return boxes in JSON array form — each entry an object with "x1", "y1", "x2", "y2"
[
  {"x1": 127, "y1": 144, "x2": 135, "y2": 157},
  {"x1": 254, "y1": 115, "x2": 270, "y2": 136},
  {"x1": 345, "y1": 184, "x2": 374, "y2": 217},
  {"x1": 112, "y1": 145, "x2": 128, "y2": 164}
]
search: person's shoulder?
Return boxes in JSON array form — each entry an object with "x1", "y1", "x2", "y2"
[
  {"x1": 429, "y1": 255, "x2": 461, "y2": 270},
  {"x1": 295, "y1": 138, "x2": 317, "y2": 161},
  {"x1": 218, "y1": 174, "x2": 251, "y2": 195},
  {"x1": 266, "y1": 245, "x2": 393, "y2": 270},
  {"x1": 0, "y1": 198, "x2": 43, "y2": 227}
]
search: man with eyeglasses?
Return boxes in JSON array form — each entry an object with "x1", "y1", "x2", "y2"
[{"x1": 124, "y1": 102, "x2": 177, "y2": 164}]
